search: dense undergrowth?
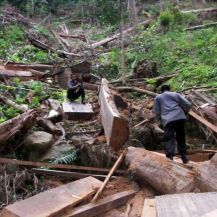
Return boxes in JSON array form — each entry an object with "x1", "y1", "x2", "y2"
[
  {"x1": 0, "y1": 24, "x2": 59, "y2": 63},
  {"x1": 96, "y1": 8, "x2": 217, "y2": 91},
  {"x1": 0, "y1": 80, "x2": 65, "y2": 123}
]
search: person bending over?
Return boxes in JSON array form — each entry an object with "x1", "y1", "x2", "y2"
[
  {"x1": 153, "y1": 84, "x2": 191, "y2": 164},
  {"x1": 67, "y1": 74, "x2": 85, "y2": 104}
]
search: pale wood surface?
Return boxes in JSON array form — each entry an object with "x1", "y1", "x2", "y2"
[
  {"x1": 63, "y1": 190, "x2": 136, "y2": 217},
  {"x1": 2, "y1": 177, "x2": 102, "y2": 217},
  {"x1": 141, "y1": 199, "x2": 156, "y2": 217},
  {"x1": 155, "y1": 192, "x2": 217, "y2": 217},
  {"x1": 99, "y1": 79, "x2": 129, "y2": 150}
]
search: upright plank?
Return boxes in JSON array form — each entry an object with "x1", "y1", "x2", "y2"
[
  {"x1": 2, "y1": 177, "x2": 102, "y2": 217},
  {"x1": 99, "y1": 79, "x2": 129, "y2": 150},
  {"x1": 141, "y1": 199, "x2": 156, "y2": 217}
]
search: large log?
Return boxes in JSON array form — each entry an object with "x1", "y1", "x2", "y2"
[
  {"x1": 0, "y1": 65, "x2": 33, "y2": 77},
  {"x1": 125, "y1": 147, "x2": 196, "y2": 194},
  {"x1": 0, "y1": 110, "x2": 37, "y2": 146},
  {"x1": 99, "y1": 79, "x2": 129, "y2": 150},
  {"x1": 196, "y1": 153, "x2": 217, "y2": 192}
]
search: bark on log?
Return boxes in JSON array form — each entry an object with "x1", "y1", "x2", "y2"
[
  {"x1": 117, "y1": 86, "x2": 157, "y2": 97},
  {"x1": 91, "y1": 20, "x2": 151, "y2": 49},
  {"x1": 59, "y1": 34, "x2": 87, "y2": 42},
  {"x1": 125, "y1": 147, "x2": 196, "y2": 194},
  {"x1": 0, "y1": 110, "x2": 37, "y2": 146},
  {"x1": 99, "y1": 79, "x2": 129, "y2": 150},
  {"x1": 196, "y1": 153, "x2": 217, "y2": 192}
]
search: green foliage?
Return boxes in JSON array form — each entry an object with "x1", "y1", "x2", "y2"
[
  {"x1": 54, "y1": 149, "x2": 77, "y2": 164},
  {"x1": 159, "y1": 11, "x2": 174, "y2": 27},
  {"x1": 0, "y1": 24, "x2": 60, "y2": 63}
]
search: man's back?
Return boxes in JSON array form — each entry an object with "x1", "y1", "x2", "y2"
[{"x1": 153, "y1": 91, "x2": 191, "y2": 126}]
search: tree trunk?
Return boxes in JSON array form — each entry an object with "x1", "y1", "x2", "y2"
[
  {"x1": 0, "y1": 110, "x2": 37, "y2": 146},
  {"x1": 125, "y1": 147, "x2": 196, "y2": 194}
]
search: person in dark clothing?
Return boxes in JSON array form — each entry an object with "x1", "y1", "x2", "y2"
[
  {"x1": 67, "y1": 74, "x2": 86, "y2": 104},
  {"x1": 152, "y1": 84, "x2": 192, "y2": 164}
]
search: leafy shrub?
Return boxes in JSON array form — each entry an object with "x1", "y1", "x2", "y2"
[{"x1": 159, "y1": 12, "x2": 174, "y2": 27}]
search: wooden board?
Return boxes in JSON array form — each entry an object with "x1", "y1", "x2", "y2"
[
  {"x1": 155, "y1": 192, "x2": 217, "y2": 217},
  {"x1": 62, "y1": 190, "x2": 136, "y2": 217},
  {"x1": 0, "y1": 157, "x2": 126, "y2": 175},
  {"x1": 189, "y1": 110, "x2": 217, "y2": 134},
  {"x1": 141, "y1": 199, "x2": 156, "y2": 217},
  {"x1": 63, "y1": 102, "x2": 94, "y2": 120},
  {"x1": 2, "y1": 176, "x2": 102, "y2": 217},
  {"x1": 99, "y1": 79, "x2": 129, "y2": 150},
  {"x1": 31, "y1": 168, "x2": 117, "y2": 180}
]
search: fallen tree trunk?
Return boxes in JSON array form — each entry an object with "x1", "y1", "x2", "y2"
[
  {"x1": 99, "y1": 79, "x2": 129, "y2": 150},
  {"x1": 184, "y1": 22, "x2": 217, "y2": 31},
  {"x1": 4, "y1": 62, "x2": 55, "y2": 71},
  {"x1": 59, "y1": 34, "x2": 87, "y2": 42},
  {"x1": 125, "y1": 147, "x2": 196, "y2": 194},
  {"x1": 117, "y1": 86, "x2": 157, "y2": 97},
  {"x1": 0, "y1": 94, "x2": 27, "y2": 112},
  {"x1": 91, "y1": 20, "x2": 151, "y2": 49},
  {"x1": 0, "y1": 110, "x2": 37, "y2": 146},
  {"x1": 0, "y1": 65, "x2": 33, "y2": 77},
  {"x1": 182, "y1": 8, "x2": 217, "y2": 14},
  {"x1": 28, "y1": 35, "x2": 81, "y2": 58}
]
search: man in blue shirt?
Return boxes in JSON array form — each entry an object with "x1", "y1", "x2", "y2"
[
  {"x1": 67, "y1": 74, "x2": 85, "y2": 104},
  {"x1": 153, "y1": 84, "x2": 192, "y2": 163}
]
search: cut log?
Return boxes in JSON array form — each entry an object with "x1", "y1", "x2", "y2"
[
  {"x1": 99, "y1": 79, "x2": 129, "y2": 150},
  {"x1": 62, "y1": 190, "x2": 136, "y2": 217},
  {"x1": 125, "y1": 147, "x2": 196, "y2": 194},
  {"x1": 91, "y1": 20, "x2": 151, "y2": 49},
  {"x1": 117, "y1": 86, "x2": 157, "y2": 97},
  {"x1": 0, "y1": 65, "x2": 33, "y2": 77},
  {"x1": 2, "y1": 176, "x2": 102, "y2": 217},
  {"x1": 0, "y1": 110, "x2": 37, "y2": 146},
  {"x1": 196, "y1": 153, "x2": 217, "y2": 192},
  {"x1": 5, "y1": 62, "x2": 55, "y2": 71},
  {"x1": 63, "y1": 102, "x2": 94, "y2": 120},
  {"x1": 0, "y1": 157, "x2": 126, "y2": 175},
  {"x1": 184, "y1": 22, "x2": 217, "y2": 31}
]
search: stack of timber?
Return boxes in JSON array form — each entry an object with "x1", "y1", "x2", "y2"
[
  {"x1": 99, "y1": 79, "x2": 129, "y2": 150},
  {"x1": 2, "y1": 177, "x2": 102, "y2": 217}
]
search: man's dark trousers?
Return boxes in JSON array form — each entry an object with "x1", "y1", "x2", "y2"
[
  {"x1": 164, "y1": 119, "x2": 187, "y2": 159},
  {"x1": 67, "y1": 87, "x2": 85, "y2": 101}
]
